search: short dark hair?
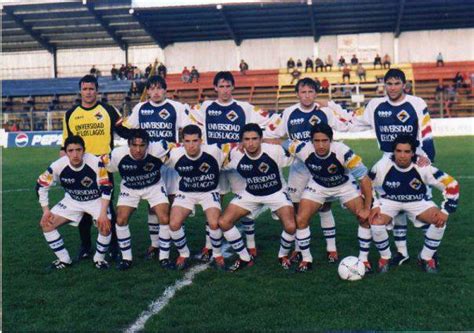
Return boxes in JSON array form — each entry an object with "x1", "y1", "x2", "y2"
[
  {"x1": 79, "y1": 75, "x2": 99, "y2": 90},
  {"x1": 384, "y1": 68, "x2": 406, "y2": 84},
  {"x1": 392, "y1": 135, "x2": 418, "y2": 153},
  {"x1": 295, "y1": 78, "x2": 317, "y2": 93},
  {"x1": 310, "y1": 123, "x2": 333, "y2": 141},
  {"x1": 127, "y1": 129, "x2": 150, "y2": 146},
  {"x1": 64, "y1": 135, "x2": 85, "y2": 150},
  {"x1": 213, "y1": 71, "x2": 235, "y2": 87},
  {"x1": 240, "y1": 123, "x2": 263, "y2": 140},
  {"x1": 182, "y1": 124, "x2": 202, "y2": 139},
  {"x1": 146, "y1": 75, "x2": 167, "y2": 90}
]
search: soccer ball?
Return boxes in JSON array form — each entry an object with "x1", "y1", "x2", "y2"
[{"x1": 338, "y1": 256, "x2": 365, "y2": 281}]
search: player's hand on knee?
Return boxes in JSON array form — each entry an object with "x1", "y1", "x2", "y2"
[
  {"x1": 369, "y1": 207, "x2": 381, "y2": 224},
  {"x1": 357, "y1": 208, "x2": 370, "y2": 223},
  {"x1": 434, "y1": 211, "x2": 448, "y2": 228},
  {"x1": 40, "y1": 210, "x2": 54, "y2": 229},
  {"x1": 97, "y1": 215, "x2": 111, "y2": 235}
]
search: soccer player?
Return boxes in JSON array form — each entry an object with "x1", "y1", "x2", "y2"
[
  {"x1": 219, "y1": 123, "x2": 296, "y2": 271},
  {"x1": 286, "y1": 123, "x2": 373, "y2": 272},
  {"x1": 103, "y1": 129, "x2": 171, "y2": 270},
  {"x1": 62, "y1": 74, "x2": 129, "y2": 261},
  {"x1": 190, "y1": 71, "x2": 270, "y2": 260},
  {"x1": 348, "y1": 68, "x2": 436, "y2": 266},
  {"x1": 165, "y1": 125, "x2": 230, "y2": 270},
  {"x1": 36, "y1": 135, "x2": 112, "y2": 270},
  {"x1": 124, "y1": 75, "x2": 191, "y2": 259},
  {"x1": 264, "y1": 78, "x2": 351, "y2": 263},
  {"x1": 369, "y1": 135, "x2": 459, "y2": 273}
]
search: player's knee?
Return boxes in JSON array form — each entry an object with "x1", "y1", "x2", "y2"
[
  {"x1": 295, "y1": 214, "x2": 309, "y2": 229},
  {"x1": 359, "y1": 220, "x2": 370, "y2": 228},
  {"x1": 116, "y1": 215, "x2": 128, "y2": 226},
  {"x1": 169, "y1": 219, "x2": 181, "y2": 232},
  {"x1": 218, "y1": 216, "x2": 232, "y2": 231},
  {"x1": 284, "y1": 221, "x2": 296, "y2": 234},
  {"x1": 207, "y1": 219, "x2": 220, "y2": 230}
]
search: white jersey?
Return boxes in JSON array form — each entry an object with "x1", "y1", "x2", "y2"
[
  {"x1": 223, "y1": 143, "x2": 293, "y2": 196},
  {"x1": 36, "y1": 153, "x2": 111, "y2": 207}
]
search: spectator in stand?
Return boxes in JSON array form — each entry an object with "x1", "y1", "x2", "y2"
[
  {"x1": 435, "y1": 82, "x2": 445, "y2": 102},
  {"x1": 290, "y1": 68, "x2": 301, "y2": 85},
  {"x1": 383, "y1": 54, "x2": 391, "y2": 69},
  {"x1": 305, "y1": 57, "x2": 314, "y2": 72},
  {"x1": 5, "y1": 96, "x2": 13, "y2": 112},
  {"x1": 315, "y1": 57, "x2": 324, "y2": 72},
  {"x1": 126, "y1": 63, "x2": 135, "y2": 80},
  {"x1": 338, "y1": 56, "x2": 346, "y2": 70},
  {"x1": 342, "y1": 64, "x2": 351, "y2": 83},
  {"x1": 287, "y1": 57, "x2": 295, "y2": 73},
  {"x1": 436, "y1": 52, "x2": 444, "y2": 67},
  {"x1": 158, "y1": 62, "x2": 167, "y2": 78},
  {"x1": 49, "y1": 94, "x2": 60, "y2": 111},
  {"x1": 375, "y1": 76, "x2": 384, "y2": 94},
  {"x1": 350, "y1": 54, "x2": 359, "y2": 68},
  {"x1": 26, "y1": 95, "x2": 35, "y2": 110},
  {"x1": 296, "y1": 59, "x2": 303, "y2": 70},
  {"x1": 239, "y1": 59, "x2": 249, "y2": 75},
  {"x1": 325, "y1": 55, "x2": 333, "y2": 71},
  {"x1": 181, "y1": 66, "x2": 191, "y2": 83},
  {"x1": 374, "y1": 54, "x2": 382, "y2": 69},
  {"x1": 321, "y1": 77, "x2": 330, "y2": 93},
  {"x1": 90, "y1": 65, "x2": 98, "y2": 78},
  {"x1": 314, "y1": 77, "x2": 321, "y2": 93},
  {"x1": 111, "y1": 65, "x2": 119, "y2": 80},
  {"x1": 444, "y1": 84, "x2": 457, "y2": 118},
  {"x1": 356, "y1": 63, "x2": 366, "y2": 81},
  {"x1": 454, "y1": 72, "x2": 464, "y2": 89},
  {"x1": 10, "y1": 121, "x2": 19, "y2": 132},
  {"x1": 145, "y1": 64, "x2": 152, "y2": 78},
  {"x1": 119, "y1": 64, "x2": 127, "y2": 80},
  {"x1": 190, "y1": 66, "x2": 200, "y2": 83}
]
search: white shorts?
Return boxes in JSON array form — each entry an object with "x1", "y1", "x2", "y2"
[
  {"x1": 173, "y1": 190, "x2": 222, "y2": 212},
  {"x1": 162, "y1": 164, "x2": 179, "y2": 195},
  {"x1": 301, "y1": 179, "x2": 360, "y2": 205},
  {"x1": 117, "y1": 181, "x2": 169, "y2": 208},
  {"x1": 51, "y1": 196, "x2": 105, "y2": 227},
  {"x1": 379, "y1": 198, "x2": 437, "y2": 227},
  {"x1": 287, "y1": 160, "x2": 311, "y2": 203},
  {"x1": 230, "y1": 189, "x2": 293, "y2": 219},
  {"x1": 219, "y1": 169, "x2": 246, "y2": 195}
]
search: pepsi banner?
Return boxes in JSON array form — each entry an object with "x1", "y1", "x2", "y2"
[{"x1": 7, "y1": 131, "x2": 63, "y2": 148}]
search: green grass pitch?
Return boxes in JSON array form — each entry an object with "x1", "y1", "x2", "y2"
[{"x1": 2, "y1": 136, "x2": 474, "y2": 331}]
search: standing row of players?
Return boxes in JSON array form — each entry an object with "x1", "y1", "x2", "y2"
[{"x1": 37, "y1": 69, "x2": 459, "y2": 273}]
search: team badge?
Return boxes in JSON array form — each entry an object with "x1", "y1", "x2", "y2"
[
  {"x1": 327, "y1": 163, "x2": 338, "y2": 174},
  {"x1": 94, "y1": 112, "x2": 103, "y2": 121},
  {"x1": 397, "y1": 110, "x2": 410, "y2": 123},
  {"x1": 81, "y1": 176, "x2": 93, "y2": 187},
  {"x1": 143, "y1": 162, "x2": 154, "y2": 172},
  {"x1": 159, "y1": 109, "x2": 170, "y2": 120},
  {"x1": 309, "y1": 115, "x2": 321, "y2": 126},
  {"x1": 258, "y1": 162, "x2": 269, "y2": 173},
  {"x1": 199, "y1": 162, "x2": 210, "y2": 173},
  {"x1": 226, "y1": 110, "x2": 239, "y2": 122},
  {"x1": 409, "y1": 178, "x2": 422, "y2": 190}
]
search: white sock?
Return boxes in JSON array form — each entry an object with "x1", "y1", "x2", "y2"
[
  {"x1": 393, "y1": 214, "x2": 408, "y2": 256},
  {"x1": 358, "y1": 226, "x2": 372, "y2": 261},
  {"x1": 148, "y1": 214, "x2": 160, "y2": 248},
  {"x1": 170, "y1": 227, "x2": 190, "y2": 257},
  {"x1": 279, "y1": 230, "x2": 295, "y2": 258},
  {"x1": 116, "y1": 225, "x2": 132, "y2": 261},
  {"x1": 320, "y1": 210, "x2": 337, "y2": 252},
  {"x1": 209, "y1": 228, "x2": 223, "y2": 257},
  {"x1": 420, "y1": 225, "x2": 446, "y2": 261},
  {"x1": 43, "y1": 230, "x2": 71, "y2": 263},
  {"x1": 205, "y1": 221, "x2": 212, "y2": 249},
  {"x1": 223, "y1": 226, "x2": 250, "y2": 261},
  {"x1": 94, "y1": 233, "x2": 111, "y2": 262},
  {"x1": 159, "y1": 224, "x2": 171, "y2": 260},
  {"x1": 241, "y1": 217, "x2": 256, "y2": 249},
  {"x1": 296, "y1": 227, "x2": 312, "y2": 263},
  {"x1": 371, "y1": 225, "x2": 391, "y2": 259}
]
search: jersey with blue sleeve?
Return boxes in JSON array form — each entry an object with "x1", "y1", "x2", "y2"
[
  {"x1": 349, "y1": 95, "x2": 435, "y2": 161},
  {"x1": 286, "y1": 140, "x2": 368, "y2": 188},
  {"x1": 189, "y1": 99, "x2": 270, "y2": 145},
  {"x1": 166, "y1": 144, "x2": 224, "y2": 193},
  {"x1": 124, "y1": 99, "x2": 191, "y2": 143},
  {"x1": 106, "y1": 141, "x2": 170, "y2": 190},
  {"x1": 370, "y1": 156, "x2": 459, "y2": 214},
  {"x1": 36, "y1": 153, "x2": 112, "y2": 206},
  {"x1": 223, "y1": 143, "x2": 293, "y2": 196}
]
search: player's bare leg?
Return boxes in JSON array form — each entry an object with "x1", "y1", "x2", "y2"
[
  {"x1": 169, "y1": 205, "x2": 192, "y2": 270},
  {"x1": 40, "y1": 214, "x2": 73, "y2": 268},
  {"x1": 369, "y1": 207, "x2": 393, "y2": 273},
  {"x1": 274, "y1": 205, "x2": 296, "y2": 269},
  {"x1": 319, "y1": 202, "x2": 338, "y2": 262},
  {"x1": 295, "y1": 199, "x2": 322, "y2": 271},
  {"x1": 151, "y1": 203, "x2": 171, "y2": 264},
  {"x1": 205, "y1": 207, "x2": 225, "y2": 268},
  {"x1": 416, "y1": 207, "x2": 447, "y2": 273},
  {"x1": 116, "y1": 206, "x2": 135, "y2": 269}
]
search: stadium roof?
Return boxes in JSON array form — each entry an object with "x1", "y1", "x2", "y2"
[{"x1": 2, "y1": 0, "x2": 474, "y2": 53}]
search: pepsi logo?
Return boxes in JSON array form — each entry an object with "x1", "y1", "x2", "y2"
[{"x1": 15, "y1": 132, "x2": 29, "y2": 147}]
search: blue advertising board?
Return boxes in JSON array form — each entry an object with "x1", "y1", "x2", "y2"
[{"x1": 7, "y1": 131, "x2": 63, "y2": 148}]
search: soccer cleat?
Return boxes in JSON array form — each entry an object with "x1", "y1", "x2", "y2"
[
  {"x1": 117, "y1": 259, "x2": 132, "y2": 271},
  {"x1": 289, "y1": 251, "x2": 302, "y2": 264},
  {"x1": 295, "y1": 261, "x2": 312, "y2": 273},
  {"x1": 248, "y1": 247, "x2": 258, "y2": 258},
  {"x1": 389, "y1": 252, "x2": 410, "y2": 266},
  {"x1": 197, "y1": 247, "x2": 212, "y2": 262},
  {"x1": 363, "y1": 261, "x2": 373, "y2": 274},
  {"x1": 94, "y1": 260, "x2": 110, "y2": 270},
  {"x1": 418, "y1": 254, "x2": 438, "y2": 274},
  {"x1": 48, "y1": 259, "x2": 72, "y2": 271},
  {"x1": 227, "y1": 257, "x2": 255, "y2": 272},
  {"x1": 278, "y1": 256, "x2": 292, "y2": 270},
  {"x1": 212, "y1": 256, "x2": 226, "y2": 270},
  {"x1": 378, "y1": 258, "x2": 390, "y2": 273},
  {"x1": 144, "y1": 246, "x2": 159, "y2": 260},
  {"x1": 76, "y1": 246, "x2": 92, "y2": 261},
  {"x1": 159, "y1": 258, "x2": 173, "y2": 269},
  {"x1": 175, "y1": 256, "x2": 190, "y2": 271},
  {"x1": 327, "y1": 251, "x2": 339, "y2": 264}
]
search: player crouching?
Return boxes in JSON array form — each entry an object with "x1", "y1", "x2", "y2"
[
  {"x1": 286, "y1": 123, "x2": 373, "y2": 273},
  {"x1": 369, "y1": 135, "x2": 459, "y2": 273},
  {"x1": 36, "y1": 136, "x2": 112, "y2": 270},
  {"x1": 103, "y1": 129, "x2": 171, "y2": 270},
  {"x1": 219, "y1": 123, "x2": 297, "y2": 271}
]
